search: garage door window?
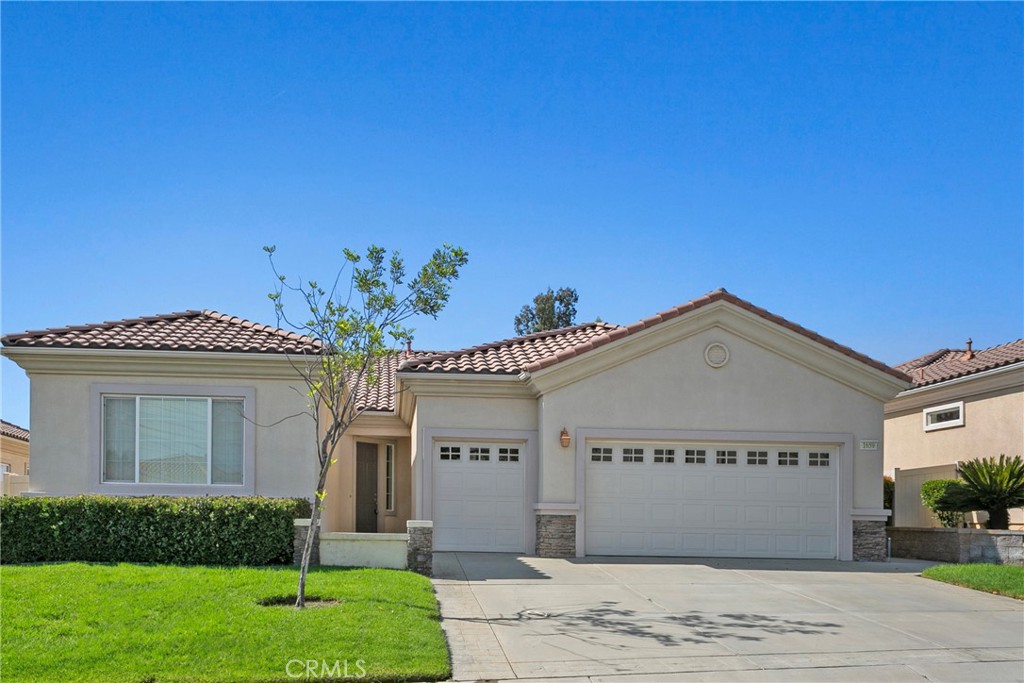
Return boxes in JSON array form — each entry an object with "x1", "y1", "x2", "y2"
[
  {"x1": 498, "y1": 447, "x2": 520, "y2": 463},
  {"x1": 591, "y1": 447, "x2": 612, "y2": 462},
  {"x1": 746, "y1": 451, "x2": 768, "y2": 466},
  {"x1": 623, "y1": 447, "x2": 644, "y2": 463},
  {"x1": 716, "y1": 449, "x2": 737, "y2": 465},
  {"x1": 654, "y1": 448, "x2": 676, "y2": 463},
  {"x1": 778, "y1": 451, "x2": 799, "y2": 466},
  {"x1": 685, "y1": 449, "x2": 706, "y2": 464},
  {"x1": 469, "y1": 447, "x2": 491, "y2": 462},
  {"x1": 440, "y1": 446, "x2": 461, "y2": 461},
  {"x1": 809, "y1": 452, "x2": 830, "y2": 467}
]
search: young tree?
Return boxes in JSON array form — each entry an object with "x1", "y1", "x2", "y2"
[
  {"x1": 513, "y1": 287, "x2": 579, "y2": 335},
  {"x1": 265, "y1": 243, "x2": 468, "y2": 607}
]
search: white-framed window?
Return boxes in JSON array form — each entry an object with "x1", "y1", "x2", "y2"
[
  {"x1": 498, "y1": 447, "x2": 520, "y2": 463},
  {"x1": 590, "y1": 447, "x2": 612, "y2": 463},
  {"x1": 0, "y1": 463, "x2": 10, "y2": 474},
  {"x1": 716, "y1": 449, "x2": 737, "y2": 465},
  {"x1": 623, "y1": 447, "x2": 644, "y2": 463},
  {"x1": 809, "y1": 452, "x2": 830, "y2": 467},
  {"x1": 684, "y1": 449, "x2": 706, "y2": 464},
  {"x1": 385, "y1": 444, "x2": 395, "y2": 512},
  {"x1": 101, "y1": 395, "x2": 244, "y2": 485},
  {"x1": 923, "y1": 401, "x2": 964, "y2": 432},
  {"x1": 469, "y1": 446, "x2": 491, "y2": 462},
  {"x1": 778, "y1": 451, "x2": 799, "y2": 466},
  {"x1": 653, "y1": 448, "x2": 675, "y2": 464},
  {"x1": 439, "y1": 445, "x2": 462, "y2": 461},
  {"x1": 746, "y1": 450, "x2": 768, "y2": 466}
]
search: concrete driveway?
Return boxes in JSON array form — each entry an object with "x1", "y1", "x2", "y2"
[{"x1": 433, "y1": 553, "x2": 1023, "y2": 682}]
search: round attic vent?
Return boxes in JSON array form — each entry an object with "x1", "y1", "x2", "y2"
[{"x1": 704, "y1": 342, "x2": 729, "y2": 368}]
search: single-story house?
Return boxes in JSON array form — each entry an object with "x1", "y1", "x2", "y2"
[
  {"x1": 2, "y1": 289, "x2": 909, "y2": 560},
  {"x1": 884, "y1": 338, "x2": 1024, "y2": 528}
]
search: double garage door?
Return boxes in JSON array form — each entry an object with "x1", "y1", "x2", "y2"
[
  {"x1": 586, "y1": 442, "x2": 838, "y2": 558},
  {"x1": 431, "y1": 439, "x2": 838, "y2": 559}
]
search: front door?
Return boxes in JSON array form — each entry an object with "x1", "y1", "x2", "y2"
[{"x1": 356, "y1": 442, "x2": 379, "y2": 533}]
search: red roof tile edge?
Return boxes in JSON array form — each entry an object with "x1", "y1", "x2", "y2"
[
  {"x1": 1, "y1": 310, "x2": 320, "y2": 354},
  {"x1": 1, "y1": 419, "x2": 29, "y2": 442}
]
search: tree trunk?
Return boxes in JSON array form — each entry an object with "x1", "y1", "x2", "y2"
[
  {"x1": 986, "y1": 508, "x2": 1010, "y2": 530},
  {"x1": 295, "y1": 456, "x2": 332, "y2": 608}
]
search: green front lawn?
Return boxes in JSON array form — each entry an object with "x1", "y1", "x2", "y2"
[
  {"x1": 1, "y1": 563, "x2": 450, "y2": 682},
  {"x1": 922, "y1": 563, "x2": 1024, "y2": 600}
]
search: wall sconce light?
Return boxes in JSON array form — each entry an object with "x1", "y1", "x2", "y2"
[{"x1": 559, "y1": 428, "x2": 571, "y2": 449}]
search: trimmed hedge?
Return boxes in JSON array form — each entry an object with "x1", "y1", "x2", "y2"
[{"x1": 0, "y1": 495, "x2": 312, "y2": 565}]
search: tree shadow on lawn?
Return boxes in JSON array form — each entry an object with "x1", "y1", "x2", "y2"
[{"x1": 453, "y1": 601, "x2": 842, "y2": 648}]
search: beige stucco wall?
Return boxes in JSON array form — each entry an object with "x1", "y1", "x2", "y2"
[
  {"x1": 322, "y1": 427, "x2": 412, "y2": 534},
  {"x1": 539, "y1": 326, "x2": 888, "y2": 509},
  {"x1": 884, "y1": 388, "x2": 1023, "y2": 472},
  {"x1": 1, "y1": 435, "x2": 30, "y2": 475},
  {"x1": 413, "y1": 395, "x2": 538, "y2": 432},
  {"x1": 26, "y1": 372, "x2": 316, "y2": 498}
]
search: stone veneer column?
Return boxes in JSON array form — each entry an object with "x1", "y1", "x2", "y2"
[
  {"x1": 852, "y1": 520, "x2": 887, "y2": 561},
  {"x1": 406, "y1": 520, "x2": 433, "y2": 576},
  {"x1": 536, "y1": 513, "x2": 577, "y2": 558},
  {"x1": 293, "y1": 519, "x2": 320, "y2": 566}
]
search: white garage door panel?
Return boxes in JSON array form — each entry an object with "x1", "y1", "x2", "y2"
[
  {"x1": 433, "y1": 442, "x2": 526, "y2": 553},
  {"x1": 586, "y1": 443, "x2": 838, "y2": 559}
]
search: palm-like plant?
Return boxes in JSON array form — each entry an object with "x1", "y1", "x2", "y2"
[{"x1": 957, "y1": 455, "x2": 1024, "y2": 530}]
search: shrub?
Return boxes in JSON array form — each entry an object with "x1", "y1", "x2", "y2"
[
  {"x1": 0, "y1": 495, "x2": 311, "y2": 565},
  {"x1": 957, "y1": 455, "x2": 1024, "y2": 530},
  {"x1": 920, "y1": 479, "x2": 972, "y2": 528}
]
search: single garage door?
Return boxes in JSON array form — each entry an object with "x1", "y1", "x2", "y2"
[
  {"x1": 586, "y1": 442, "x2": 837, "y2": 558},
  {"x1": 433, "y1": 442, "x2": 526, "y2": 552}
]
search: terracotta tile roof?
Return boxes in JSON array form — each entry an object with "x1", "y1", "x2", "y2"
[
  {"x1": 401, "y1": 289, "x2": 909, "y2": 382},
  {"x1": 398, "y1": 322, "x2": 623, "y2": 374},
  {"x1": 1, "y1": 311, "x2": 319, "y2": 354},
  {"x1": 354, "y1": 351, "x2": 440, "y2": 412},
  {"x1": 0, "y1": 419, "x2": 29, "y2": 442},
  {"x1": 896, "y1": 338, "x2": 1024, "y2": 388}
]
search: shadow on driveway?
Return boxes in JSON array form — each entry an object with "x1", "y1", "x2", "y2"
[{"x1": 448, "y1": 600, "x2": 842, "y2": 648}]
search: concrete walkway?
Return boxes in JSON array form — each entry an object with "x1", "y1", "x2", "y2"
[{"x1": 432, "y1": 553, "x2": 1023, "y2": 682}]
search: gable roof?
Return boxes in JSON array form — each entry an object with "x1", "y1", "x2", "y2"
[
  {"x1": 0, "y1": 419, "x2": 29, "y2": 442},
  {"x1": 397, "y1": 322, "x2": 623, "y2": 374},
  {"x1": 1, "y1": 310, "x2": 319, "y2": 355},
  {"x1": 401, "y1": 289, "x2": 909, "y2": 381},
  {"x1": 896, "y1": 338, "x2": 1024, "y2": 388}
]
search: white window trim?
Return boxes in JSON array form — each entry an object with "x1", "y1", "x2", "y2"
[
  {"x1": 90, "y1": 383, "x2": 256, "y2": 496},
  {"x1": 923, "y1": 400, "x2": 964, "y2": 432}
]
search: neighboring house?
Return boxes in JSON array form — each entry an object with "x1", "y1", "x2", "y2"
[
  {"x1": 1, "y1": 289, "x2": 909, "y2": 560},
  {"x1": 1, "y1": 419, "x2": 31, "y2": 496},
  {"x1": 1, "y1": 419, "x2": 30, "y2": 475},
  {"x1": 884, "y1": 339, "x2": 1024, "y2": 528}
]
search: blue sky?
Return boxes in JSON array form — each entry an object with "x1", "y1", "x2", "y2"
[{"x1": 2, "y1": 3, "x2": 1022, "y2": 429}]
